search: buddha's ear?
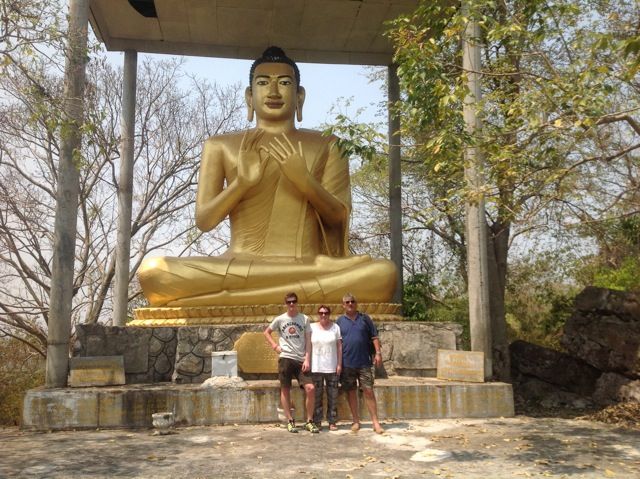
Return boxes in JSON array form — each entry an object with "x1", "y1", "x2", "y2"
[
  {"x1": 245, "y1": 87, "x2": 254, "y2": 122},
  {"x1": 296, "y1": 86, "x2": 306, "y2": 123}
]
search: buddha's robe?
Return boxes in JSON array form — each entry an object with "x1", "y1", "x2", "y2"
[{"x1": 138, "y1": 130, "x2": 396, "y2": 306}]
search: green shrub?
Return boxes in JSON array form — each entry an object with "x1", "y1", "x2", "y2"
[
  {"x1": 403, "y1": 274, "x2": 470, "y2": 349},
  {"x1": 590, "y1": 257, "x2": 640, "y2": 291}
]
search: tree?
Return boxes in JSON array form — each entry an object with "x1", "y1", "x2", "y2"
[
  {"x1": 0, "y1": 52, "x2": 246, "y2": 355},
  {"x1": 376, "y1": 0, "x2": 639, "y2": 377}
]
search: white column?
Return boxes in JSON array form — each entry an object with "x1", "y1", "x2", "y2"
[
  {"x1": 45, "y1": 0, "x2": 90, "y2": 388},
  {"x1": 388, "y1": 64, "x2": 403, "y2": 304},
  {"x1": 462, "y1": 9, "x2": 492, "y2": 378},
  {"x1": 113, "y1": 50, "x2": 138, "y2": 327}
]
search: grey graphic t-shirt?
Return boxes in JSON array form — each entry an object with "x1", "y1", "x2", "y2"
[{"x1": 269, "y1": 312, "x2": 311, "y2": 362}]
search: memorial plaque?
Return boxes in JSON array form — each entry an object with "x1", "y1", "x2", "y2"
[
  {"x1": 234, "y1": 332, "x2": 279, "y2": 374},
  {"x1": 68, "y1": 356, "x2": 126, "y2": 387},
  {"x1": 436, "y1": 349, "x2": 485, "y2": 383}
]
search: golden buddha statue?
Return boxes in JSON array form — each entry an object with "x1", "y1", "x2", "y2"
[{"x1": 138, "y1": 47, "x2": 397, "y2": 307}]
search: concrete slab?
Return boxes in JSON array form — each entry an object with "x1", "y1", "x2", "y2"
[
  {"x1": 2, "y1": 417, "x2": 639, "y2": 478},
  {"x1": 22, "y1": 377, "x2": 514, "y2": 431}
]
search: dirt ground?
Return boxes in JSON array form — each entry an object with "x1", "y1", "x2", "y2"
[{"x1": 1, "y1": 415, "x2": 638, "y2": 478}]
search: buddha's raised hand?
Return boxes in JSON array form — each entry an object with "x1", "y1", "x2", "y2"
[
  {"x1": 267, "y1": 133, "x2": 309, "y2": 193},
  {"x1": 236, "y1": 129, "x2": 269, "y2": 189}
]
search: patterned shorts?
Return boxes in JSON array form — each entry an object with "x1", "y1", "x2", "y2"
[{"x1": 340, "y1": 366, "x2": 374, "y2": 391}]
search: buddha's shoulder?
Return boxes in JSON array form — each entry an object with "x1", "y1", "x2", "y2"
[
  {"x1": 204, "y1": 131, "x2": 245, "y2": 148},
  {"x1": 294, "y1": 129, "x2": 340, "y2": 147}
]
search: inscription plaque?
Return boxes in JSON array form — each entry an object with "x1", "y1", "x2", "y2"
[
  {"x1": 436, "y1": 349, "x2": 485, "y2": 383},
  {"x1": 234, "y1": 332, "x2": 279, "y2": 374},
  {"x1": 68, "y1": 356, "x2": 126, "y2": 387}
]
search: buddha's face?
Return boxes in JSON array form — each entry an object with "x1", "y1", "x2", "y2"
[{"x1": 247, "y1": 62, "x2": 304, "y2": 122}]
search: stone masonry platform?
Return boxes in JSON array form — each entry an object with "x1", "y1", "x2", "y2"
[{"x1": 23, "y1": 377, "x2": 514, "y2": 431}]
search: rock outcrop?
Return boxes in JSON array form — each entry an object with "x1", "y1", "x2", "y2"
[
  {"x1": 511, "y1": 287, "x2": 640, "y2": 408},
  {"x1": 561, "y1": 287, "x2": 640, "y2": 378}
]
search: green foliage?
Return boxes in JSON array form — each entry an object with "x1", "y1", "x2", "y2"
[
  {"x1": 325, "y1": 113, "x2": 386, "y2": 164},
  {"x1": 0, "y1": 337, "x2": 44, "y2": 426},
  {"x1": 591, "y1": 257, "x2": 640, "y2": 291},
  {"x1": 505, "y1": 254, "x2": 579, "y2": 350},
  {"x1": 574, "y1": 215, "x2": 640, "y2": 292},
  {"x1": 386, "y1": 0, "x2": 640, "y2": 219},
  {"x1": 578, "y1": 256, "x2": 640, "y2": 292},
  {"x1": 403, "y1": 274, "x2": 471, "y2": 349}
]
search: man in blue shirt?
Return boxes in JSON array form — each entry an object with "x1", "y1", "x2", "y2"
[{"x1": 336, "y1": 293, "x2": 384, "y2": 434}]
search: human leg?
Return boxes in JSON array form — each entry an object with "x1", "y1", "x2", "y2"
[
  {"x1": 295, "y1": 364, "x2": 317, "y2": 429},
  {"x1": 326, "y1": 373, "x2": 339, "y2": 426},
  {"x1": 280, "y1": 386, "x2": 293, "y2": 421},
  {"x1": 357, "y1": 367, "x2": 383, "y2": 433},
  {"x1": 277, "y1": 358, "x2": 297, "y2": 431},
  {"x1": 312, "y1": 373, "x2": 324, "y2": 426},
  {"x1": 303, "y1": 383, "x2": 316, "y2": 424},
  {"x1": 362, "y1": 387, "x2": 383, "y2": 433},
  {"x1": 341, "y1": 367, "x2": 360, "y2": 430}
]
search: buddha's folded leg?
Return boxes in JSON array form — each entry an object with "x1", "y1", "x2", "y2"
[
  {"x1": 138, "y1": 256, "x2": 231, "y2": 306},
  {"x1": 165, "y1": 258, "x2": 397, "y2": 306}
]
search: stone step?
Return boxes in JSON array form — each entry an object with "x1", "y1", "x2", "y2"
[{"x1": 22, "y1": 377, "x2": 514, "y2": 431}]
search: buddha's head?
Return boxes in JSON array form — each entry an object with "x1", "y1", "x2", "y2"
[{"x1": 246, "y1": 46, "x2": 305, "y2": 123}]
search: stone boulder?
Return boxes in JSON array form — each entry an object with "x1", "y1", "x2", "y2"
[
  {"x1": 510, "y1": 340, "x2": 601, "y2": 396},
  {"x1": 515, "y1": 376, "x2": 594, "y2": 410},
  {"x1": 593, "y1": 372, "x2": 640, "y2": 406},
  {"x1": 561, "y1": 287, "x2": 640, "y2": 378}
]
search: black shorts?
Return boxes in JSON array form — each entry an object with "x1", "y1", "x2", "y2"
[{"x1": 278, "y1": 357, "x2": 313, "y2": 388}]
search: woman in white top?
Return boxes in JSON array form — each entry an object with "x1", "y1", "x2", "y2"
[{"x1": 310, "y1": 305, "x2": 342, "y2": 431}]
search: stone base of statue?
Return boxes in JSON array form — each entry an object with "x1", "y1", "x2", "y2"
[
  {"x1": 22, "y1": 320, "x2": 515, "y2": 431},
  {"x1": 129, "y1": 303, "x2": 403, "y2": 327}
]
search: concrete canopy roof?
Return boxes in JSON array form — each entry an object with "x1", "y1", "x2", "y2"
[{"x1": 89, "y1": 0, "x2": 420, "y2": 66}]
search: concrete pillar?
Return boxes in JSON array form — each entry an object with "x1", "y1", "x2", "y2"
[
  {"x1": 462, "y1": 9, "x2": 492, "y2": 378},
  {"x1": 113, "y1": 50, "x2": 138, "y2": 326},
  {"x1": 387, "y1": 64, "x2": 403, "y2": 304},
  {"x1": 45, "y1": 0, "x2": 90, "y2": 388}
]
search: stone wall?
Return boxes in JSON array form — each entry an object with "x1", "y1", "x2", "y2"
[
  {"x1": 74, "y1": 324, "x2": 178, "y2": 383},
  {"x1": 74, "y1": 321, "x2": 463, "y2": 384},
  {"x1": 377, "y1": 321, "x2": 463, "y2": 377},
  {"x1": 173, "y1": 325, "x2": 269, "y2": 383}
]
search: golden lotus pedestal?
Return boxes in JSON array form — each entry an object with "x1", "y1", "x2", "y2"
[{"x1": 129, "y1": 303, "x2": 403, "y2": 327}]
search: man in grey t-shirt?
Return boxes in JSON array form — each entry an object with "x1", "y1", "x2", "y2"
[{"x1": 264, "y1": 292, "x2": 318, "y2": 433}]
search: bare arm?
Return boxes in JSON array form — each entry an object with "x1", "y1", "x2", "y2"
[
  {"x1": 372, "y1": 337, "x2": 382, "y2": 368},
  {"x1": 263, "y1": 326, "x2": 281, "y2": 353},
  {"x1": 336, "y1": 338, "x2": 342, "y2": 374},
  {"x1": 302, "y1": 330, "x2": 312, "y2": 372}
]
